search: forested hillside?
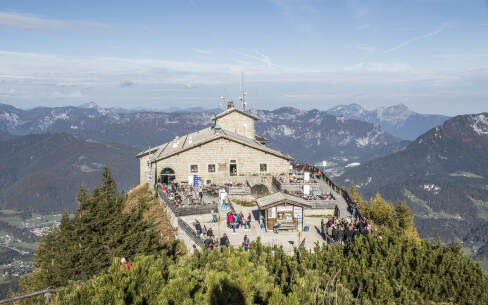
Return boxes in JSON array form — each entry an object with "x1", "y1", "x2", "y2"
[
  {"x1": 338, "y1": 113, "x2": 488, "y2": 268},
  {"x1": 13, "y1": 170, "x2": 488, "y2": 305},
  {"x1": 0, "y1": 133, "x2": 139, "y2": 213}
]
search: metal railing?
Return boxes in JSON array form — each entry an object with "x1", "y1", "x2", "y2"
[
  {"x1": 177, "y1": 218, "x2": 204, "y2": 247},
  {"x1": 0, "y1": 289, "x2": 57, "y2": 304},
  {"x1": 158, "y1": 189, "x2": 217, "y2": 217}
]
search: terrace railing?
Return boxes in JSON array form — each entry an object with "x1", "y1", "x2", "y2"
[
  {"x1": 158, "y1": 189, "x2": 217, "y2": 217},
  {"x1": 177, "y1": 218, "x2": 204, "y2": 247}
]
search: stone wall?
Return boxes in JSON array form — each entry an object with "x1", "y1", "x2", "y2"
[
  {"x1": 215, "y1": 111, "x2": 255, "y2": 138},
  {"x1": 150, "y1": 138, "x2": 290, "y2": 186},
  {"x1": 139, "y1": 154, "x2": 149, "y2": 185}
]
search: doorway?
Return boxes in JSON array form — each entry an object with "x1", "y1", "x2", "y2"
[
  {"x1": 230, "y1": 162, "x2": 237, "y2": 176},
  {"x1": 160, "y1": 167, "x2": 175, "y2": 184}
]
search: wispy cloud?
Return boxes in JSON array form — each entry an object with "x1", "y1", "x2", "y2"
[
  {"x1": 384, "y1": 22, "x2": 448, "y2": 53},
  {"x1": 0, "y1": 49, "x2": 486, "y2": 107},
  {"x1": 269, "y1": 0, "x2": 320, "y2": 34},
  {"x1": 192, "y1": 48, "x2": 211, "y2": 55},
  {"x1": 184, "y1": 83, "x2": 196, "y2": 89},
  {"x1": 237, "y1": 51, "x2": 273, "y2": 68},
  {"x1": 120, "y1": 80, "x2": 135, "y2": 88},
  {"x1": 356, "y1": 44, "x2": 376, "y2": 52},
  {"x1": 0, "y1": 11, "x2": 110, "y2": 31},
  {"x1": 435, "y1": 53, "x2": 488, "y2": 60}
]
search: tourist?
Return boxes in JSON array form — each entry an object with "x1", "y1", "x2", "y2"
[
  {"x1": 334, "y1": 205, "x2": 340, "y2": 218},
  {"x1": 234, "y1": 213, "x2": 240, "y2": 229},
  {"x1": 238, "y1": 212, "x2": 244, "y2": 228},
  {"x1": 247, "y1": 213, "x2": 252, "y2": 229},
  {"x1": 198, "y1": 184, "x2": 204, "y2": 202},
  {"x1": 242, "y1": 215, "x2": 248, "y2": 230},
  {"x1": 337, "y1": 226, "x2": 344, "y2": 244},
  {"x1": 229, "y1": 213, "x2": 236, "y2": 233},
  {"x1": 220, "y1": 233, "x2": 230, "y2": 247},
  {"x1": 204, "y1": 237, "x2": 214, "y2": 250},
  {"x1": 207, "y1": 227, "x2": 214, "y2": 238},
  {"x1": 242, "y1": 235, "x2": 250, "y2": 251},
  {"x1": 195, "y1": 220, "x2": 202, "y2": 236},
  {"x1": 345, "y1": 226, "x2": 354, "y2": 245},
  {"x1": 120, "y1": 257, "x2": 132, "y2": 271},
  {"x1": 273, "y1": 222, "x2": 280, "y2": 234}
]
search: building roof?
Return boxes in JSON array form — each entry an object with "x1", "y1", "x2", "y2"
[
  {"x1": 256, "y1": 192, "x2": 312, "y2": 209},
  {"x1": 137, "y1": 125, "x2": 293, "y2": 162},
  {"x1": 211, "y1": 108, "x2": 259, "y2": 121}
]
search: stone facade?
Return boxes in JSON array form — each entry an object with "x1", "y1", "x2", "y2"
[
  {"x1": 147, "y1": 137, "x2": 290, "y2": 186},
  {"x1": 214, "y1": 111, "x2": 255, "y2": 138}
]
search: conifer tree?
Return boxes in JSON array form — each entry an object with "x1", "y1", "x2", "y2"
[{"x1": 21, "y1": 167, "x2": 166, "y2": 292}]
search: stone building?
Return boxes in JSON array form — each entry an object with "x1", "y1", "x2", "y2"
[{"x1": 137, "y1": 103, "x2": 293, "y2": 189}]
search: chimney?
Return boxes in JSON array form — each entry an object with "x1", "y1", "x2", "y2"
[{"x1": 227, "y1": 101, "x2": 234, "y2": 109}]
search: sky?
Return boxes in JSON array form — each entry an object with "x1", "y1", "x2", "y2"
[{"x1": 0, "y1": 0, "x2": 487, "y2": 115}]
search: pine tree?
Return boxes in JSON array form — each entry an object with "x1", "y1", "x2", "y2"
[{"x1": 21, "y1": 167, "x2": 167, "y2": 292}]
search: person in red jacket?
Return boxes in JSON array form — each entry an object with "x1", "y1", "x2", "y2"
[{"x1": 121, "y1": 257, "x2": 132, "y2": 271}]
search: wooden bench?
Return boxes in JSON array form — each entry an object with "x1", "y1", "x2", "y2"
[{"x1": 278, "y1": 223, "x2": 296, "y2": 231}]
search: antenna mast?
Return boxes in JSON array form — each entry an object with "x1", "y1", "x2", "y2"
[
  {"x1": 239, "y1": 72, "x2": 247, "y2": 111},
  {"x1": 220, "y1": 88, "x2": 227, "y2": 110}
]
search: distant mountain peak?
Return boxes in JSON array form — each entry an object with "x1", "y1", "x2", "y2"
[
  {"x1": 471, "y1": 113, "x2": 488, "y2": 136},
  {"x1": 79, "y1": 102, "x2": 99, "y2": 109},
  {"x1": 326, "y1": 103, "x2": 449, "y2": 140}
]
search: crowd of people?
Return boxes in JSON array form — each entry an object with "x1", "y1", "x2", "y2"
[
  {"x1": 226, "y1": 211, "x2": 252, "y2": 233},
  {"x1": 159, "y1": 181, "x2": 215, "y2": 207},
  {"x1": 201, "y1": 232, "x2": 251, "y2": 251},
  {"x1": 285, "y1": 189, "x2": 335, "y2": 201},
  {"x1": 321, "y1": 216, "x2": 370, "y2": 244}
]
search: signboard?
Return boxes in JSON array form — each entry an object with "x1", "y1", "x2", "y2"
[
  {"x1": 269, "y1": 207, "x2": 276, "y2": 219},
  {"x1": 147, "y1": 160, "x2": 152, "y2": 184},
  {"x1": 294, "y1": 206, "x2": 302, "y2": 218},
  {"x1": 294, "y1": 206, "x2": 303, "y2": 231},
  {"x1": 277, "y1": 206, "x2": 293, "y2": 212}
]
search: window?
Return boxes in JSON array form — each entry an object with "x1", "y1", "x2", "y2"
[
  {"x1": 190, "y1": 164, "x2": 198, "y2": 173},
  {"x1": 260, "y1": 163, "x2": 267, "y2": 172},
  {"x1": 230, "y1": 163, "x2": 237, "y2": 176},
  {"x1": 208, "y1": 164, "x2": 216, "y2": 173}
]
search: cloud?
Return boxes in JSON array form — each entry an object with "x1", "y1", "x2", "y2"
[
  {"x1": 50, "y1": 90, "x2": 84, "y2": 98},
  {"x1": 356, "y1": 44, "x2": 376, "y2": 52},
  {"x1": 120, "y1": 80, "x2": 135, "y2": 88},
  {"x1": 0, "y1": 49, "x2": 486, "y2": 109},
  {"x1": 435, "y1": 53, "x2": 488, "y2": 60},
  {"x1": 0, "y1": 88, "x2": 17, "y2": 96},
  {"x1": 192, "y1": 48, "x2": 211, "y2": 55},
  {"x1": 269, "y1": 0, "x2": 320, "y2": 34},
  {"x1": 55, "y1": 82, "x2": 76, "y2": 87},
  {"x1": 0, "y1": 11, "x2": 110, "y2": 31},
  {"x1": 237, "y1": 51, "x2": 273, "y2": 68},
  {"x1": 384, "y1": 22, "x2": 448, "y2": 53}
]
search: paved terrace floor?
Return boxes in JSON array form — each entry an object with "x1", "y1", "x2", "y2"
[{"x1": 180, "y1": 204, "x2": 332, "y2": 253}]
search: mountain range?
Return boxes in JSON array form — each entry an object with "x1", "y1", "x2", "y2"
[
  {"x1": 0, "y1": 133, "x2": 139, "y2": 213},
  {"x1": 0, "y1": 102, "x2": 414, "y2": 212},
  {"x1": 338, "y1": 113, "x2": 488, "y2": 264},
  {"x1": 326, "y1": 103, "x2": 450, "y2": 140}
]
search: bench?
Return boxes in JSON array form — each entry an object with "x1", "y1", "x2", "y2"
[{"x1": 278, "y1": 223, "x2": 296, "y2": 231}]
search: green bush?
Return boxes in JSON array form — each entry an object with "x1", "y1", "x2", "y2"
[{"x1": 54, "y1": 235, "x2": 488, "y2": 305}]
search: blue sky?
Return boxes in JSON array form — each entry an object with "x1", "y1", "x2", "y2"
[{"x1": 0, "y1": 0, "x2": 487, "y2": 115}]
